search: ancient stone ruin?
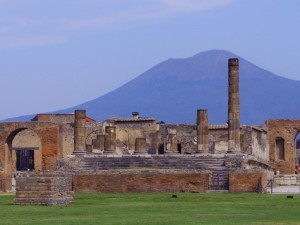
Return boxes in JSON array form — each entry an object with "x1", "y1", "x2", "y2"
[
  {"x1": 0, "y1": 58, "x2": 299, "y2": 204},
  {"x1": 14, "y1": 171, "x2": 73, "y2": 205}
]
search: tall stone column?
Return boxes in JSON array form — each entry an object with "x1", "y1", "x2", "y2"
[
  {"x1": 228, "y1": 58, "x2": 241, "y2": 153},
  {"x1": 104, "y1": 126, "x2": 117, "y2": 155},
  {"x1": 74, "y1": 110, "x2": 86, "y2": 153},
  {"x1": 134, "y1": 138, "x2": 147, "y2": 155},
  {"x1": 196, "y1": 109, "x2": 209, "y2": 153}
]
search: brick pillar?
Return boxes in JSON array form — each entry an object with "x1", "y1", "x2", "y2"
[
  {"x1": 74, "y1": 110, "x2": 86, "y2": 153},
  {"x1": 228, "y1": 58, "x2": 240, "y2": 153},
  {"x1": 134, "y1": 138, "x2": 147, "y2": 155},
  {"x1": 104, "y1": 126, "x2": 116, "y2": 155},
  {"x1": 197, "y1": 109, "x2": 209, "y2": 153}
]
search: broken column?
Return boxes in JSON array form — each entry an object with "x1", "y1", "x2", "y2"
[
  {"x1": 134, "y1": 138, "x2": 147, "y2": 155},
  {"x1": 155, "y1": 124, "x2": 161, "y2": 155},
  {"x1": 228, "y1": 58, "x2": 241, "y2": 153},
  {"x1": 92, "y1": 135, "x2": 105, "y2": 153},
  {"x1": 196, "y1": 109, "x2": 209, "y2": 154},
  {"x1": 74, "y1": 110, "x2": 86, "y2": 153},
  {"x1": 104, "y1": 126, "x2": 117, "y2": 155},
  {"x1": 165, "y1": 128, "x2": 178, "y2": 155}
]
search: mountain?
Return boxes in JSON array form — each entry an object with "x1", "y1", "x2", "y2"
[{"x1": 5, "y1": 50, "x2": 300, "y2": 125}]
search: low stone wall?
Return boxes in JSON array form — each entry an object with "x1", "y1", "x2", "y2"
[
  {"x1": 14, "y1": 171, "x2": 73, "y2": 205},
  {"x1": 273, "y1": 175, "x2": 298, "y2": 186},
  {"x1": 73, "y1": 170, "x2": 210, "y2": 193},
  {"x1": 229, "y1": 170, "x2": 268, "y2": 193}
]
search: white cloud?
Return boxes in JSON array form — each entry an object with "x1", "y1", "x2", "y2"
[{"x1": 0, "y1": 0, "x2": 234, "y2": 49}]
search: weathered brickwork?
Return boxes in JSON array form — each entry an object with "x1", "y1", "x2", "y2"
[
  {"x1": 266, "y1": 119, "x2": 300, "y2": 174},
  {"x1": 73, "y1": 170, "x2": 210, "y2": 193},
  {"x1": 14, "y1": 171, "x2": 73, "y2": 205},
  {"x1": 0, "y1": 174, "x2": 11, "y2": 191},
  {"x1": 241, "y1": 126, "x2": 269, "y2": 161},
  {"x1": 32, "y1": 114, "x2": 74, "y2": 124},
  {"x1": 0, "y1": 122, "x2": 59, "y2": 191},
  {"x1": 229, "y1": 171, "x2": 268, "y2": 193}
]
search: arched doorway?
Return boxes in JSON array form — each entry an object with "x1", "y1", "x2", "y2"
[{"x1": 7, "y1": 128, "x2": 42, "y2": 172}]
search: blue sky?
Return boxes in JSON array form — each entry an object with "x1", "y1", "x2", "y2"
[{"x1": 0, "y1": 0, "x2": 300, "y2": 120}]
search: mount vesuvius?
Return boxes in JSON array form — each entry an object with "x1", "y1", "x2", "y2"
[{"x1": 6, "y1": 50, "x2": 300, "y2": 125}]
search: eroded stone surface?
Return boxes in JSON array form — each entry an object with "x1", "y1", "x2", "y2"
[{"x1": 14, "y1": 171, "x2": 73, "y2": 206}]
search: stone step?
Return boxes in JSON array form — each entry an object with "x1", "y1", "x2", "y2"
[{"x1": 76, "y1": 155, "x2": 227, "y2": 172}]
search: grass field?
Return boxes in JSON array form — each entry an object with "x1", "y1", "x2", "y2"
[{"x1": 1, "y1": 192, "x2": 300, "y2": 225}]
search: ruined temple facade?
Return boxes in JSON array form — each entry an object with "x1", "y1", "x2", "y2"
[{"x1": 0, "y1": 58, "x2": 299, "y2": 194}]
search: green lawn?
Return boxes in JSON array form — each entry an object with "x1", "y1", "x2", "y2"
[{"x1": 0, "y1": 193, "x2": 300, "y2": 225}]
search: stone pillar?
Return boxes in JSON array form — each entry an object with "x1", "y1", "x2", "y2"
[
  {"x1": 92, "y1": 135, "x2": 105, "y2": 153},
  {"x1": 134, "y1": 138, "x2": 147, "y2": 155},
  {"x1": 196, "y1": 109, "x2": 209, "y2": 153},
  {"x1": 155, "y1": 124, "x2": 161, "y2": 155},
  {"x1": 165, "y1": 128, "x2": 178, "y2": 155},
  {"x1": 228, "y1": 58, "x2": 240, "y2": 153},
  {"x1": 74, "y1": 110, "x2": 86, "y2": 153},
  {"x1": 104, "y1": 126, "x2": 116, "y2": 155}
]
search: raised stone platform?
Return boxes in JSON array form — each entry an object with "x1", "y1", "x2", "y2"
[
  {"x1": 61, "y1": 154, "x2": 227, "y2": 171},
  {"x1": 14, "y1": 171, "x2": 73, "y2": 206},
  {"x1": 56, "y1": 153, "x2": 272, "y2": 192}
]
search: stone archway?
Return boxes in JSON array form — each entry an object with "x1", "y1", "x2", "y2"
[
  {"x1": 267, "y1": 119, "x2": 300, "y2": 174},
  {"x1": 294, "y1": 132, "x2": 300, "y2": 173},
  {"x1": 0, "y1": 122, "x2": 59, "y2": 192},
  {"x1": 10, "y1": 129, "x2": 42, "y2": 171}
]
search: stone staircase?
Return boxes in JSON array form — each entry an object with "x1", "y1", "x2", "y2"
[
  {"x1": 76, "y1": 155, "x2": 225, "y2": 171},
  {"x1": 73, "y1": 154, "x2": 230, "y2": 190}
]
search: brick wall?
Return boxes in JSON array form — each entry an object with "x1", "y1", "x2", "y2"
[
  {"x1": 14, "y1": 171, "x2": 73, "y2": 205},
  {"x1": 32, "y1": 114, "x2": 74, "y2": 124},
  {"x1": 266, "y1": 120, "x2": 300, "y2": 174},
  {"x1": 229, "y1": 171, "x2": 268, "y2": 193},
  {"x1": 0, "y1": 122, "x2": 59, "y2": 190},
  {"x1": 73, "y1": 170, "x2": 210, "y2": 193},
  {"x1": 0, "y1": 174, "x2": 11, "y2": 192}
]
